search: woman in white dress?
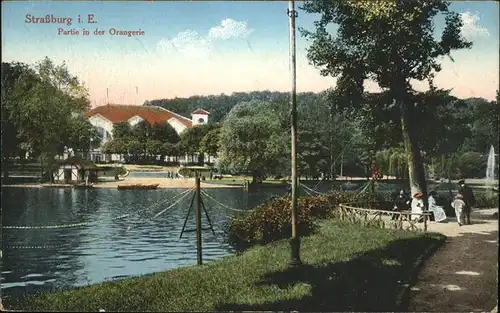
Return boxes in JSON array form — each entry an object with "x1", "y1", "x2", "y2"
[
  {"x1": 411, "y1": 192, "x2": 425, "y2": 221},
  {"x1": 428, "y1": 190, "x2": 447, "y2": 222}
]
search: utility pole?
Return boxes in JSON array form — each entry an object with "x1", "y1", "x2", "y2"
[
  {"x1": 288, "y1": 0, "x2": 301, "y2": 267},
  {"x1": 329, "y1": 111, "x2": 334, "y2": 180},
  {"x1": 195, "y1": 175, "x2": 202, "y2": 265}
]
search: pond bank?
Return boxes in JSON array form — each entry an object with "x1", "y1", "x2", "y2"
[
  {"x1": 6, "y1": 219, "x2": 445, "y2": 312},
  {"x1": 1, "y1": 177, "x2": 241, "y2": 189},
  {"x1": 94, "y1": 178, "x2": 241, "y2": 189}
]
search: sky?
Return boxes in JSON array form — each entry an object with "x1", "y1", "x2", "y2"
[{"x1": 2, "y1": 1, "x2": 499, "y2": 107}]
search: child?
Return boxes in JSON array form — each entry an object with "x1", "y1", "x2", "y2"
[{"x1": 451, "y1": 193, "x2": 467, "y2": 226}]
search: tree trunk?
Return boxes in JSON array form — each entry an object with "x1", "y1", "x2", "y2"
[
  {"x1": 251, "y1": 169, "x2": 263, "y2": 185},
  {"x1": 40, "y1": 156, "x2": 44, "y2": 181},
  {"x1": 251, "y1": 170, "x2": 258, "y2": 185},
  {"x1": 47, "y1": 152, "x2": 56, "y2": 183},
  {"x1": 198, "y1": 153, "x2": 205, "y2": 166},
  {"x1": 401, "y1": 104, "x2": 428, "y2": 209}
]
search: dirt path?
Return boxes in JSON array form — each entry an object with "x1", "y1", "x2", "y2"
[{"x1": 408, "y1": 208, "x2": 499, "y2": 312}]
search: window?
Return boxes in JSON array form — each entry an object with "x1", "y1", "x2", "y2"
[{"x1": 198, "y1": 118, "x2": 205, "y2": 123}]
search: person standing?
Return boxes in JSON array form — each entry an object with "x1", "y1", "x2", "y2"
[
  {"x1": 458, "y1": 179, "x2": 475, "y2": 224},
  {"x1": 392, "y1": 189, "x2": 410, "y2": 220},
  {"x1": 451, "y1": 193, "x2": 467, "y2": 226}
]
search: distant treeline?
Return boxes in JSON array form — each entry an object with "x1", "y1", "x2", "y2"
[
  {"x1": 144, "y1": 90, "x2": 318, "y2": 124},
  {"x1": 143, "y1": 89, "x2": 499, "y2": 180}
]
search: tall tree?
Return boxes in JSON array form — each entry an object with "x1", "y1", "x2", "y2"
[
  {"x1": 301, "y1": 0, "x2": 472, "y2": 203},
  {"x1": 132, "y1": 120, "x2": 153, "y2": 142},
  {"x1": 112, "y1": 122, "x2": 133, "y2": 139},
  {"x1": 179, "y1": 124, "x2": 212, "y2": 165},
  {"x1": 101, "y1": 139, "x2": 129, "y2": 157},
  {"x1": 462, "y1": 96, "x2": 499, "y2": 153},
  {"x1": 3, "y1": 58, "x2": 91, "y2": 181},
  {"x1": 65, "y1": 118, "x2": 100, "y2": 153},
  {"x1": 297, "y1": 93, "x2": 330, "y2": 179},
  {"x1": 151, "y1": 122, "x2": 180, "y2": 144},
  {"x1": 218, "y1": 100, "x2": 290, "y2": 183},
  {"x1": 200, "y1": 124, "x2": 222, "y2": 160},
  {"x1": 1, "y1": 62, "x2": 35, "y2": 178}
]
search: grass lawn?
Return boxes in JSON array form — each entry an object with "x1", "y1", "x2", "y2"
[{"x1": 7, "y1": 220, "x2": 446, "y2": 312}]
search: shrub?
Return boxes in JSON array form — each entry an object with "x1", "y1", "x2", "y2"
[
  {"x1": 324, "y1": 190, "x2": 359, "y2": 207},
  {"x1": 324, "y1": 190, "x2": 391, "y2": 211},
  {"x1": 299, "y1": 194, "x2": 334, "y2": 218},
  {"x1": 354, "y1": 191, "x2": 392, "y2": 209},
  {"x1": 115, "y1": 166, "x2": 127, "y2": 176},
  {"x1": 475, "y1": 191, "x2": 499, "y2": 208},
  {"x1": 227, "y1": 195, "x2": 316, "y2": 250},
  {"x1": 457, "y1": 152, "x2": 487, "y2": 178},
  {"x1": 226, "y1": 190, "x2": 393, "y2": 251}
]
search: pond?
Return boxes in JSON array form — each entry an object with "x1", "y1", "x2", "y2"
[
  {"x1": 0, "y1": 179, "x2": 473, "y2": 301},
  {"x1": 1, "y1": 187, "x2": 287, "y2": 300}
]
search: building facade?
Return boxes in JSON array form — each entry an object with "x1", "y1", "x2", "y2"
[{"x1": 84, "y1": 104, "x2": 209, "y2": 163}]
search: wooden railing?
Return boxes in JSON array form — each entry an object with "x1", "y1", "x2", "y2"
[{"x1": 338, "y1": 203, "x2": 433, "y2": 232}]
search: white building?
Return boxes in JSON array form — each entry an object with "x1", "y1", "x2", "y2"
[
  {"x1": 85, "y1": 104, "x2": 210, "y2": 163},
  {"x1": 191, "y1": 108, "x2": 210, "y2": 126}
]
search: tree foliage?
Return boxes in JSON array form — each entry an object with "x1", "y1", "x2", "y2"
[
  {"x1": 200, "y1": 125, "x2": 222, "y2": 158},
  {"x1": 3, "y1": 55, "x2": 496, "y2": 180},
  {"x1": 146, "y1": 90, "x2": 290, "y2": 124},
  {"x1": 103, "y1": 120, "x2": 181, "y2": 163},
  {"x1": 301, "y1": 0, "x2": 473, "y2": 198},
  {"x1": 1, "y1": 58, "x2": 93, "y2": 180},
  {"x1": 180, "y1": 124, "x2": 212, "y2": 155},
  {"x1": 218, "y1": 100, "x2": 290, "y2": 183}
]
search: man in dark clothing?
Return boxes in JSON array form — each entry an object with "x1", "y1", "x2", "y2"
[
  {"x1": 457, "y1": 179, "x2": 476, "y2": 224},
  {"x1": 392, "y1": 189, "x2": 410, "y2": 220}
]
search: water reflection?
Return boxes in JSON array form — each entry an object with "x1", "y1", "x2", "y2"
[{"x1": 1, "y1": 187, "x2": 286, "y2": 300}]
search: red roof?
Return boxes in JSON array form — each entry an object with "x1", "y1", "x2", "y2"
[
  {"x1": 85, "y1": 105, "x2": 192, "y2": 127},
  {"x1": 191, "y1": 108, "x2": 210, "y2": 115}
]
